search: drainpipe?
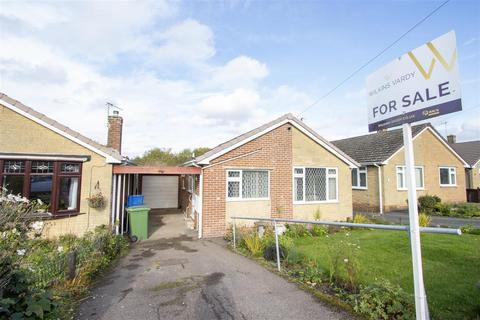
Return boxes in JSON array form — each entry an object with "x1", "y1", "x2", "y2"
[
  {"x1": 374, "y1": 164, "x2": 384, "y2": 214},
  {"x1": 198, "y1": 169, "x2": 204, "y2": 239}
]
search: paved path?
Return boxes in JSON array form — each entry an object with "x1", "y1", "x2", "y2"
[
  {"x1": 76, "y1": 213, "x2": 350, "y2": 320},
  {"x1": 369, "y1": 211, "x2": 480, "y2": 228}
]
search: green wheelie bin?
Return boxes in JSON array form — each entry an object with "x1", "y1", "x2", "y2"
[{"x1": 127, "y1": 206, "x2": 150, "y2": 240}]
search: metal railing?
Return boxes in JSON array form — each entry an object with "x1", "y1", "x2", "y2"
[{"x1": 231, "y1": 216, "x2": 462, "y2": 272}]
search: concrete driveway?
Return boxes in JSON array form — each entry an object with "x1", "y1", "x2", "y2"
[{"x1": 76, "y1": 212, "x2": 350, "y2": 320}]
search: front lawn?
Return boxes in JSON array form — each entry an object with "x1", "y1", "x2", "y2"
[{"x1": 293, "y1": 229, "x2": 480, "y2": 319}]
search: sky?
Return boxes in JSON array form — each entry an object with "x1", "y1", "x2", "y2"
[{"x1": 0, "y1": 0, "x2": 479, "y2": 157}]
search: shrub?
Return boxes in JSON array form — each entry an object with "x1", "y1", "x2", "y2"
[
  {"x1": 353, "y1": 214, "x2": 370, "y2": 224},
  {"x1": 418, "y1": 213, "x2": 431, "y2": 227},
  {"x1": 285, "y1": 224, "x2": 310, "y2": 238},
  {"x1": 433, "y1": 202, "x2": 452, "y2": 215},
  {"x1": 327, "y1": 236, "x2": 360, "y2": 291},
  {"x1": 418, "y1": 195, "x2": 441, "y2": 214},
  {"x1": 454, "y1": 203, "x2": 480, "y2": 217},
  {"x1": 242, "y1": 233, "x2": 263, "y2": 256},
  {"x1": 310, "y1": 225, "x2": 328, "y2": 237},
  {"x1": 460, "y1": 224, "x2": 480, "y2": 235},
  {"x1": 352, "y1": 280, "x2": 415, "y2": 320}
]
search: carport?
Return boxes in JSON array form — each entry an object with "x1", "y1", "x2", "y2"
[{"x1": 111, "y1": 166, "x2": 201, "y2": 238}]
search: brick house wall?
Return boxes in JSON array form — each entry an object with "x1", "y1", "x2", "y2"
[{"x1": 201, "y1": 124, "x2": 293, "y2": 237}]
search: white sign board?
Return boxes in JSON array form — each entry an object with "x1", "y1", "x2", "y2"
[{"x1": 367, "y1": 31, "x2": 461, "y2": 132}]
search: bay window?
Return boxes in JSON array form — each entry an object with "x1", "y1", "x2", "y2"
[
  {"x1": 0, "y1": 159, "x2": 82, "y2": 214},
  {"x1": 352, "y1": 167, "x2": 367, "y2": 189},
  {"x1": 439, "y1": 167, "x2": 456, "y2": 186},
  {"x1": 294, "y1": 167, "x2": 338, "y2": 203},
  {"x1": 227, "y1": 169, "x2": 269, "y2": 200},
  {"x1": 396, "y1": 166, "x2": 424, "y2": 190}
]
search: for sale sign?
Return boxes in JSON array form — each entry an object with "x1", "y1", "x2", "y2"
[{"x1": 367, "y1": 31, "x2": 462, "y2": 132}]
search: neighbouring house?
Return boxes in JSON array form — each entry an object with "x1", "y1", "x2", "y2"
[
  {"x1": 0, "y1": 93, "x2": 123, "y2": 238},
  {"x1": 332, "y1": 124, "x2": 469, "y2": 213},
  {"x1": 447, "y1": 136, "x2": 480, "y2": 189},
  {"x1": 184, "y1": 113, "x2": 359, "y2": 238}
]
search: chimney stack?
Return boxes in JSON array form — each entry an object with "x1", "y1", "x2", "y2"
[
  {"x1": 447, "y1": 134, "x2": 456, "y2": 144},
  {"x1": 107, "y1": 110, "x2": 123, "y2": 154}
]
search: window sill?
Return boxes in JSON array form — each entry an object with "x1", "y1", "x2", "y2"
[
  {"x1": 30, "y1": 211, "x2": 85, "y2": 220},
  {"x1": 294, "y1": 200, "x2": 339, "y2": 205},
  {"x1": 352, "y1": 187, "x2": 368, "y2": 190},
  {"x1": 226, "y1": 198, "x2": 270, "y2": 202}
]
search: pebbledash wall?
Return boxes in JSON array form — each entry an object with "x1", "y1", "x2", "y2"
[
  {"x1": 200, "y1": 124, "x2": 353, "y2": 238},
  {"x1": 0, "y1": 103, "x2": 113, "y2": 238},
  {"x1": 352, "y1": 128, "x2": 467, "y2": 212}
]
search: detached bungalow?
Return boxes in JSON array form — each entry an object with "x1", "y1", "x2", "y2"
[
  {"x1": 0, "y1": 93, "x2": 123, "y2": 237},
  {"x1": 332, "y1": 124, "x2": 469, "y2": 213},
  {"x1": 187, "y1": 114, "x2": 359, "y2": 238}
]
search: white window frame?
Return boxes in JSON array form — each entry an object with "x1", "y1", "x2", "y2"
[
  {"x1": 396, "y1": 165, "x2": 425, "y2": 190},
  {"x1": 226, "y1": 169, "x2": 270, "y2": 201},
  {"x1": 439, "y1": 167, "x2": 457, "y2": 187},
  {"x1": 293, "y1": 166, "x2": 338, "y2": 204},
  {"x1": 352, "y1": 166, "x2": 368, "y2": 190}
]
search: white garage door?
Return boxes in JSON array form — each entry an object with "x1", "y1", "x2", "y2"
[{"x1": 142, "y1": 176, "x2": 178, "y2": 209}]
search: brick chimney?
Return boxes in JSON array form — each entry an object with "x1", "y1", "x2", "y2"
[
  {"x1": 447, "y1": 134, "x2": 456, "y2": 144},
  {"x1": 107, "y1": 110, "x2": 123, "y2": 154}
]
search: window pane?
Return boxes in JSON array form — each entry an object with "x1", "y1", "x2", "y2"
[
  {"x1": 440, "y1": 168, "x2": 449, "y2": 184},
  {"x1": 328, "y1": 177, "x2": 337, "y2": 200},
  {"x1": 397, "y1": 171, "x2": 404, "y2": 189},
  {"x1": 305, "y1": 168, "x2": 326, "y2": 201},
  {"x1": 61, "y1": 163, "x2": 80, "y2": 173},
  {"x1": 228, "y1": 181, "x2": 240, "y2": 198},
  {"x1": 31, "y1": 161, "x2": 53, "y2": 174},
  {"x1": 415, "y1": 168, "x2": 423, "y2": 188},
  {"x1": 351, "y1": 168, "x2": 358, "y2": 186},
  {"x1": 242, "y1": 170, "x2": 268, "y2": 198},
  {"x1": 30, "y1": 175, "x2": 53, "y2": 206},
  {"x1": 2, "y1": 175, "x2": 24, "y2": 195},
  {"x1": 3, "y1": 161, "x2": 25, "y2": 173},
  {"x1": 294, "y1": 177, "x2": 303, "y2": 201},
  {"x1": 294, "y1": 168, "x2": 303, "y2": 175},
  {"x1": 228, "y1": 171, "x2": 240, "y2": 178},
  {"x1": 359, "y1": 172, "x2": 367, "y2": 187},
  {"x1": 58, "y1": 177, "x2": 79, "y2": 211},
  {"x1": 450, "y1": 170, "x2": 456, "y2": 185}
]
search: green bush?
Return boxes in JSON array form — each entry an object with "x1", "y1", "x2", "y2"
[
  {"x1": 310, "y1": 225, "x2": 328, "y2": 237},
  {"x1": 454, "y1": 203, "x2": 480, "y2": 217},
  {"x1": 418, "y1": 213, "x2": 431, "y2": 227},
  {"x1": 460, "y1": 224, "x2": 480, "y2": 235},
  {"x1": 418, "y1": 195, "x2": 441, "y2": 214},
  {"x1": 352, "y1": 280, "x2": 415, "y2": 320},
  {"x1": 242, "y1": 233, "x2": 263, "y2": 256},
  {"x1": 433, "y1": 202, "x2": 452, "y2": 215},
  {"x1": 353, "y1": 214, "x2": 370, "y2": 224},
  {"x1": 263, "y1": 244, "x2": 286, "y2": 262},
  {"x1": 285, "y1": 224, "x2": 310, "y2": 238}
]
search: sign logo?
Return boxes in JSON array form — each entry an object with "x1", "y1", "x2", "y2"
[
  {"x1": 408, "y1": 42, "x2": 458, "y2": 80},
  {"x1": 366, "y1": 31, "x2": 462, "y2": 132}
]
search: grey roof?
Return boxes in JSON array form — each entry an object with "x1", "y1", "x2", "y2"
[
  {"x1": 0, "y1": 92, "x2": 123, "y2": 161},
  {"x1": 449, "y1": 141, "x2": 480, "y2": 167},
  {"x1": 332, "y1": 124, "x2": 430, "y2": 164},
  {"x1": 194, "y1": 113, "x2": 358, "y2": 166}
]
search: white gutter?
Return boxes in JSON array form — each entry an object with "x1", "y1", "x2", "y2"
[{"x1": 374, "y1": 164, "x2": 384, "y2": 214}]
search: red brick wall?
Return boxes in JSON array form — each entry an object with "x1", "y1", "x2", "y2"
[
  {"x1": 201, "y1": 124, "x2": 293, "y2": 237},
  {"x1": 107, "y1": 115, "x2": 123, "y2": 153}
]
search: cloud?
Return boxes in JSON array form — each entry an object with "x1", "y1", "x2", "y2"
[{"x1": 210, "y1": 56, "x2": 269, "y2": 89}]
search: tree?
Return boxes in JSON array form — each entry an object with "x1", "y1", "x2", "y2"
[{"x1": 133, "y1": 147, "x2": 210, "y2": 166}]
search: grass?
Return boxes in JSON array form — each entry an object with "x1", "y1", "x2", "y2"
[{"x1": 292, "y1": 229, "x2": 480, "y2": 319}]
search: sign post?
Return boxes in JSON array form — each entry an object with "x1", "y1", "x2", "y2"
[{"x1": 366, "y1": 31, "x2": 461, "y2": 320}]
